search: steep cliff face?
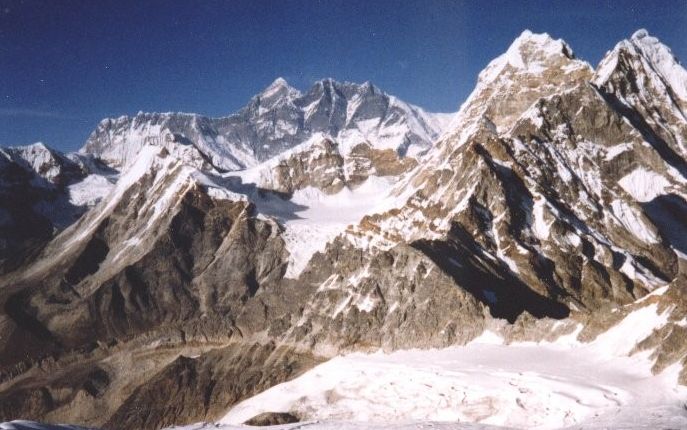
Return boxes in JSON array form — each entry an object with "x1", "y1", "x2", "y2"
[{"x1": 1, "y1": 29, "x2": 687, "y2": 430}]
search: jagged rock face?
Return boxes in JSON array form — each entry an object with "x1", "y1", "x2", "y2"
[
  {"x1": 3, "y1": 143, "x2": 86, "y2": 186},
  {"x1": 252, "y1": 138, "x2": 347, "y2": 195},
  {"x1": 630, "y1": 274, "x2": 687, "y2": 381},
  {"x1": 0, "y1": 147, "x2": 289, "y2": 363},
  {"x1": 282, "y1": 237, "x2": 488, "y2": 354},
  {"x1": 0, "y1": 153, "x2": 54, "y2": 274},
  {"x1": 236, "y1": 137, "x2": 418, "y2": 196},
  {"x1": 0, "y1": 341, "x2": 318, "y2": 430},
  {"x1": 0, "y1": 148, "x2": 305, "y2": 428},
  {"x1": 340, "y1": 30, "x2": 685, "y2": 320},
  {"x1": 345, "y1": 142, "x2": 418, "y2": 185},
  {"x1": 81, "y1": 113, "x2": 236, "y2": 171},
  {"x1": 586, "y1": 31, "x2": 687, "y2": 267},
  {"x1": 0, "y1": 145, "x2": 485, "y2": 428},
  {"x1": 445, "y1": 30, "x2": 593, "y2": 136},
  {"x1": 0, "y1": 142, "x2": 120, "y2": 275},
  {"x1": 81, "y1": 79, "x2": 451, "y2": 171},
  {"x1": 0, "y1": 144, "x2": 401, "y2": 430}
]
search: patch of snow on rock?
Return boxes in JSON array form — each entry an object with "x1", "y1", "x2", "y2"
[
  {"x1": 618, "y1": 167, "x2": 671, "y2": 202},
  {"x1": 610, "y1": 199, "x2": 660, "y2": 243}
]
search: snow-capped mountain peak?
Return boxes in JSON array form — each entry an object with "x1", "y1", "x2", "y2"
[
  {"x1": 595, "y1": 29, "x2": 687, "y2": 99},
  {"x1": 593, "y1": 29, "x2": 687, "y2": 160},
  {"x1": 445, "y1": 30, "x2": 592, "y2": 136},
  {"x1": 478, "y1": 30, "x2": 580, "y2": 85},
  {"x1": 255, "y1": 77, "x2": 302, "y2": 106},
  {"x1": 263, "y1": 76, "x2": 293, "y2": 92},
  {"x1": 2, "y1": 141, "x2": 85, "y2": 186},
  {"x1": 627, "y1": 29, "x2": 687, "y2": 103},
  {"x1": 510, "y1": 29, "x2": 574, "y2": 58}
]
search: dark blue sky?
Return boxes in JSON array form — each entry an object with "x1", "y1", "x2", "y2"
[{"x1": 1, "y1": 0, "x2": 686, "y2": 151}]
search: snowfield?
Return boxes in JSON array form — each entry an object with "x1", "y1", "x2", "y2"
[
  {"x1": 171, "y1": 422, "x2": 512, "y2": 430},
  {"x1": 277, "y1": 177, "x2": 397, "y2": 278},
  {"x1": 229, "y1": 168, "x2": 399, "y2": 278},
  {"x1": 209, "y1": 303, "x2": 684, "y2": 429},
  {"x1": 216, "y1": 349, "x2": 685, "y2": 429},
  {"x1": 67, "y1": 174, "x2": 116, "y2": 207}
]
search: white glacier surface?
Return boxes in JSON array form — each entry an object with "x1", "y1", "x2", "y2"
[{"x1": 208, "y1": 303, "x2": 686, "y2": 430}]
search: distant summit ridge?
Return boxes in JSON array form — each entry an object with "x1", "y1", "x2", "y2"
[{"x1": 80, "y1": 78, "x2": 452, "y2": 171}]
